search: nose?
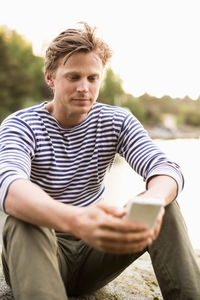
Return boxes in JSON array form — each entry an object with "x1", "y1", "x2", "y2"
[{"x1": 76, "y1": 79, "x2": 89, "y2": 93}]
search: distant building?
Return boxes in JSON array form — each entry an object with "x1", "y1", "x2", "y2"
[{"x1": 162, "y1": 114, "x2": 177, "y2": 130}]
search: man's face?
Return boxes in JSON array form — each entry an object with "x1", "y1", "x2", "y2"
[{"x1": 45, "y1": 51, "x2": 103, "y2": 127}]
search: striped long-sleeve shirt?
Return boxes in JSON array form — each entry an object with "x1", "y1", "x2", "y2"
[{"x1": 0, "y1": 101, "x2": 184, "y2": 212}]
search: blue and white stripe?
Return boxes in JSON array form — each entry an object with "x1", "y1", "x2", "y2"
[{"x1": 0, "y1": 102, "x2": 184, "y2": 212}]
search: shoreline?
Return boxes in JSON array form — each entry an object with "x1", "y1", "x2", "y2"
[{"x1": 147, "y1": 125, "x2": 200, "y2": 140}]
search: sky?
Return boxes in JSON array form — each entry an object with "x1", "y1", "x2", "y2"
[{"x1": 1, "y1": 0, "x2": 200, "y2": 99}]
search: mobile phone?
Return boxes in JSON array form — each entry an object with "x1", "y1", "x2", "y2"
[{"x1": 125, "y1": 196, "x2": 164, "y2": 230}]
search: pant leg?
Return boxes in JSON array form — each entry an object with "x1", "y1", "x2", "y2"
[
  {"x1": 1, "y1": 216, "x2": 68, "y2": 300},
  {"x1": 148, "y1": 200, "x2": 200, "y2": 300},
  {"x1": 59, "y1": 235, "x2": 146, "y2": 297}
]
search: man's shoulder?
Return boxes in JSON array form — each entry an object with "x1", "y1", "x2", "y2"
[
  {"x1": 94, "y1": 102, "x2": 131, "y2": 118},
  {"x1": 1, "y1": 102, "x2": 46, "y2": 126}
]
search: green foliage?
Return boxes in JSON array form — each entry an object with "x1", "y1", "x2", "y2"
[
  {"x1": 138, "y1": 94, "x2": 162, "y2": 126},
  {"x1": 0, "y1": 26, "x2": 51, "y2": 122},
  {"x1": 121, "y1": 94, "x2": 148, "y2": 124},
  {"x1": 1, "y1": 26, "x2": 200, "y2": 130},
  {"x1": 98, "y1": 68, "x2": 124, "y2": 105},
  {"x1": 177, "y1": 100, "x2": 200, "y2": 127},
  {"x1": 98, "y1": 69, "x2": 200, "y2": 129}
]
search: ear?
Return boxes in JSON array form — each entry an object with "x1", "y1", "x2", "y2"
[{"x1": 45, "y1": 71, "x2": 54, "y2": 87}]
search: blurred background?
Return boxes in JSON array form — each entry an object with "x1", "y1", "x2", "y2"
[{"x1": 0, "y1": 0, "x2": 200, "y2": 249}]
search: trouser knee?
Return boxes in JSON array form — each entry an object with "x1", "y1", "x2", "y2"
[
  {"x1": 2, "y1": 216, "x2": 57, "y2": 252},
  {"x1": 148, "y1": 200, "x2": 200, "y2": 299},
  {"x1": 2, "y1": 216, "x2": 58, "y2": 287},
  {"x1": 160, "y1": 200, "x2": 189, "y2": 241}
]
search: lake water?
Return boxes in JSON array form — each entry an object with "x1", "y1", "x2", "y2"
[
  {"x1": 103, "y1": 138, "x2": 200, "y2": 250},
  {"x1": 0, "y1": 139, "x2": 199, "y2": 249}
]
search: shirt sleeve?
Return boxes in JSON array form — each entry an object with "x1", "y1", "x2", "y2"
[
  {"x1": 0, "y1": 116, "x2": 36, "y2": 212},
  {"x1": 116, "y1": 112, "x2": 184, "y2": 194}
]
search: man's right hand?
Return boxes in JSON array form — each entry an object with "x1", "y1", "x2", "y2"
[{"x1": 72, "y1": 202, "x2": 154, "y2": 254}]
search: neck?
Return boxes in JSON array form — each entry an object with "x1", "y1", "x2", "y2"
[{"x1": 45, "y1": 101, "x2": 88, "y2": 128}]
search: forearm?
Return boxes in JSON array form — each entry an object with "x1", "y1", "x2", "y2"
[
  {"x1": 4, "y1": 179, "x2": 155, "y2": 254},
  {"x1": 4, "y1": 179, "x2": 81, "y2": 233},
  {"x1": 144, "y1": 175, "x2": 178, "y2": 206}
]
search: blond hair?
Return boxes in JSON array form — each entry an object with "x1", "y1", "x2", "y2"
[{"x1": 44, "y1": 22, "x2": 112, "y2": 76}]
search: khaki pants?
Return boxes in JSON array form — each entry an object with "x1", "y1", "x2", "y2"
[{"x1": 2, "y1": 201, "x2": 200, "y2": 300}]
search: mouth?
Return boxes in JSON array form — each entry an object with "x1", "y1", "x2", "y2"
[
  {"x1": 72, "y1": 98, "x2": 90, "y2": 103},
  {"x1": 73, "y1": 98, "x2": 89, "y2": 101}
]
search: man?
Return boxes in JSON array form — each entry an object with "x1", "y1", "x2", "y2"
[{"x1": 0, "y1": 22, "x2": 199, "y2": 299}]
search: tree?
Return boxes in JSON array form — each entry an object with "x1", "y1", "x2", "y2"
[
  {"x1": 0, "y1": 26, "x2": 51, "y2": 121},
  {"x1": 121, "y1": 94, "x2": 147, "y2": 124},
  {"x1": 98, "y1": 68, "x2": 124, "y2": 105},
  {"x1": 0, "y1": 28, "x2": 30, "y2": 119}
]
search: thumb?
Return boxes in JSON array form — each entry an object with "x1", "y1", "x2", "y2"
[{"x1": 97, "y1": 202, "x2": 126, "y2": 217}]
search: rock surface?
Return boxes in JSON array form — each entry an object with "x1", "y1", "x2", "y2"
[{"x1": 0, "y1": 250, "x2": 199, "y2": 300}]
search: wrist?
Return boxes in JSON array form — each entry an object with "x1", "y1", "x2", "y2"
[
  {"x1": 146, "y1": 175, "x2": 178, "y2": 205},
  {"x1": 56, "y1": 204, "x2": 83, "y2": 234},
  {"x1": 47, "y1": 202, "x2": 85, "y2": 234}
]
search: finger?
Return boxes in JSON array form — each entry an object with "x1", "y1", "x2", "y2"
[
  {"x1": 101, "y1": 216, "x2": 150, "y2": 233},
  {"x1": 96, "y1": 228, "x2": 152, "y2": 244},
  {"x1": 97, "y1": 237, "x2": 152, "y2": 254},
  {"x1": 97, "y1": 202, "x2": 126, "y2": 217},
  {"x1": 152, "y1": 207, "x2": 165, "y2": 239}
]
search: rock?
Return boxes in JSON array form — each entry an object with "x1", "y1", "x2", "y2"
[
  {"x1": 0, "y1": 252, "x2": 162, "y2": 299},
  {"x1": 0, "y1": 281, "x2": 13, "y2": 300},
  {"x1": 0, "y1": 251, "x2": 199, "y2": 299}
]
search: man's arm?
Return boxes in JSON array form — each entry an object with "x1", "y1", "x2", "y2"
[
  {"x1": 117, "y1": 111, "x2": 184, "y2": 197},
  {"x1": 144, "y1": 174, "x2": 178, "y2": 206},
  {"x1": 5, "y1": 178, "x2": 154, "y2": 254},
  {"x1": 5, "y1": 179, "x2": 77, "y2": 232},
  {"x1": 4, "y1": 175, "x2": 177, "y2": 254}
]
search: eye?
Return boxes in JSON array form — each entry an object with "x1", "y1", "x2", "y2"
[
  {"x1": 69, "y1": 75, "x2": 80, "y2": 81},
  {"x1": 66, "y1": 74, "x2": 80, "y2": 81},
  {"x1": 88, "y1": 75, "x2": 98, "y2": 82}
]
